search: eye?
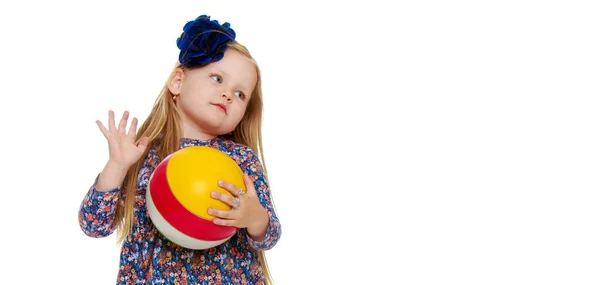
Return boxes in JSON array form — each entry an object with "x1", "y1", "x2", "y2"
[
  {"x1": 235, "y1": 91, "x2": 245, "y2": 100},
  {"x1": 210, "y1": 74, "x2": 222, "y2": 83}
]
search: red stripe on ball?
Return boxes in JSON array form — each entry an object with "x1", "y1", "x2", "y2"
[{"x1": 148, "y1": 156, "x2": 237, "y2": 241}]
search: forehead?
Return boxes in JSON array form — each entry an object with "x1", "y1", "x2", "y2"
[{"x1": 209, "y1": 49, "x2": 257, "y2": 83}]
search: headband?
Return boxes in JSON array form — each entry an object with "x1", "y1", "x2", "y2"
[{"x1": 176, "y1": 15, "x2": 236, "y2": 68}]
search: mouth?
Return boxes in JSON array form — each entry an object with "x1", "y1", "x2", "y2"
[{"x1": 212, "y1": 103, "x2": 227, "y2": 114}]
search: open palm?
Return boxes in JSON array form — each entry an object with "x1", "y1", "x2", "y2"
[{"x1": 96, "y1": 110, "x2": 150, "y2": 168}]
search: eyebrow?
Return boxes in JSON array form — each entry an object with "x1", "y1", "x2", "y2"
[
  {"x1": 217, "y1": 69, "x2": 231, "y2": 79},
  {"x1": 217, "y1": 69, "x2": 252, "y2": 95}
]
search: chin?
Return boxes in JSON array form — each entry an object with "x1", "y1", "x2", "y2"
[
  {"x1": 207, "y1": 127, "x2": 235, "y2": 137},
  {"x1": 193, "y1": 119, "x2": 232, "y2": 134}
]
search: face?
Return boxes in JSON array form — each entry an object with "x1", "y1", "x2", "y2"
[{"x1": 168, "y1": 49, "x2": 257, "y2": 139}]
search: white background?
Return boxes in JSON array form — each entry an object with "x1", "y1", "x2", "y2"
[{"x1": 1, "y1": 0, "x2": 599, "y2": 284}]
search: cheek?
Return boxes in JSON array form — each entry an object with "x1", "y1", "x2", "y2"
[
  {"x1": 182, "y1": 80, "x2": 211, "y2": 97},
  {"x1": 231, "y1": 104, "x2": 248, "y2": 121}
]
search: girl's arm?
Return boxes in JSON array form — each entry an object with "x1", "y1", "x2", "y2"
[
  {"x1": 241, "y1": 148, "x2": 282, "y2": 251},
  {"x1": 78, "y1": 161, "x2": 127, "y2": 238},
  {"x1": 79, "y1": 110, "x2": 149, "y2": 238}
]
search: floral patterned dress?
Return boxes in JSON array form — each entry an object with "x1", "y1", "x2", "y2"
[{"x1": 78, "y1": 137, "x2": 281, "y2": 284}]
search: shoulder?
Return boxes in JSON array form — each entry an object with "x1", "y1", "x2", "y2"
[{"x1": 216, "y1": 139, "x2": 261, "y2": 169}]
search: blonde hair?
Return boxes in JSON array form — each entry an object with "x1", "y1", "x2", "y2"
[{"x1": 114, "y1": 41, "x2": 275, "y2": 284}]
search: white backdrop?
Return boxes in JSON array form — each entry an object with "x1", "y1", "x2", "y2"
[{"x1": 1, "y1": 0, "x2": 599, "y2": 284}]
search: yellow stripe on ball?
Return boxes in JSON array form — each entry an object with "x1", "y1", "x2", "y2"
[{"x1": 166, "y1": 146, "x2": 245, "y2": 220}]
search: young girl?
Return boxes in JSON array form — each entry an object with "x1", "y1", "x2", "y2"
[{"x1": 78, "y1": 15, "x2": 281, "y2": 284}]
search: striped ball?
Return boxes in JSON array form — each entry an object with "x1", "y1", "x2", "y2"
[{"x1": 146, "y1": 146, "x2": 244, "y2": 249}]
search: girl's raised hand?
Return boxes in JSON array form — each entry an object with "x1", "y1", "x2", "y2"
[{"x1": 96, "y1": 110, "x2": 150, "y2": 169}]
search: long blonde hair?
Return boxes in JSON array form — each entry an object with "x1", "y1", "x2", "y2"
[{"x1": 114, "y1": 41, "x2": 275, "y2": 284}]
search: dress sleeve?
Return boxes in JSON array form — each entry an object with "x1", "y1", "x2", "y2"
[
  {"x1": 78, "y1": 175, "x2": 121, "y2": 238},
  {"x1": 241, "y1": 148, "x2": 282, "y2": 251}
]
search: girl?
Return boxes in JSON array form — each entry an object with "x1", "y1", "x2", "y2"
[{"x1": 78, "y1": 15, "x2": 281, "y2": 284}]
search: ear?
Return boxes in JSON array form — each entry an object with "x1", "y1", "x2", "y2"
[{"x1": 167, "y1": 68, "x2": 185, "y2": 95}]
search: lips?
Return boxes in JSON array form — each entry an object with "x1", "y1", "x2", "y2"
[{"x1": 212, "y1": 103, "x2": 227, "y2": 114}]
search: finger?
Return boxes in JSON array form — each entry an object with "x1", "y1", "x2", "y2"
[
  {"x1": 118, "y1": 111, "x2": 129, "y2": 134},
  {"x1": 127, "y1": 117, "x2": 138, "y2": 137},
  {"x1": 108, "y1": 110, "x2": 116, "y2": 131},
  {"x1": 207, "y1": 207, "x2": 234, "y2": 219},
  {"x1": 96, "y1": 120, "x2": 109, "y2": 138},
  {"x1": 211, "y1": 191, "x2": 238, "y2": 208},
  {"x1": 217, "y1": 180, "x2": 245, "y2": 196},
  {"x1": 243, "y1": 174, "x2": 257, "y2": 196},
  {"x1": 137, "y1": 137, "x2": 150, "y2": 151},
  {"x1": 212, "y1": 217, "x2": 239, "y2": 228}
]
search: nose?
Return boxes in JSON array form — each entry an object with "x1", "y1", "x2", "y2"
[{"x1": 222, "y1": 92, "x2": 233, "y2": 102}]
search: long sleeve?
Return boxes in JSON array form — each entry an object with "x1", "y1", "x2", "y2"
[
  {"x1": 241, "y1": 148, "x2": 282, "y2": 251},
  {"x1": 78, "y1": 175, "x2": 121, "y2": 238}
]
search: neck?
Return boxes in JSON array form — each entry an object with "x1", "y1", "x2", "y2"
[{"x1": 180, "y1": 119, "x2": 217, "y2": 141}]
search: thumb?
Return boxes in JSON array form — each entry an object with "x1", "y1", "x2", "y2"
[
  {"x1": 137, "y1": 137, "x2": 150, "y2": 150},
  {"x1": 243, "y1": 173, "x2": 257, "y2": 195}
]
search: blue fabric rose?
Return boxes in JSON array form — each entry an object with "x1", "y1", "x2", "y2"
[{"x1": 176, "y1": 15, "x2": 236, "y2": 68}]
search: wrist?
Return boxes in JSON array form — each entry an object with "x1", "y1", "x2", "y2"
[
  {"x1": 247, "y1": 208, "x2": 269, "y2": 241},
  {"x1": 106, "y1": 160, "x2": 131, "y2": 172},
  {"x1": 96, "y1": 160, "x2": 130, "y2": 192}
]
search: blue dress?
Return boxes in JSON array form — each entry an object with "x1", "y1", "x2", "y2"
[{"x1": 78, "y1": 137, "x2": 282, "y2": 284}]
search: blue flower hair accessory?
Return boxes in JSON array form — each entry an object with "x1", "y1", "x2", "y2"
[{"x1": 176, "y1": 15, "x2": 236, "y2": 68}]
